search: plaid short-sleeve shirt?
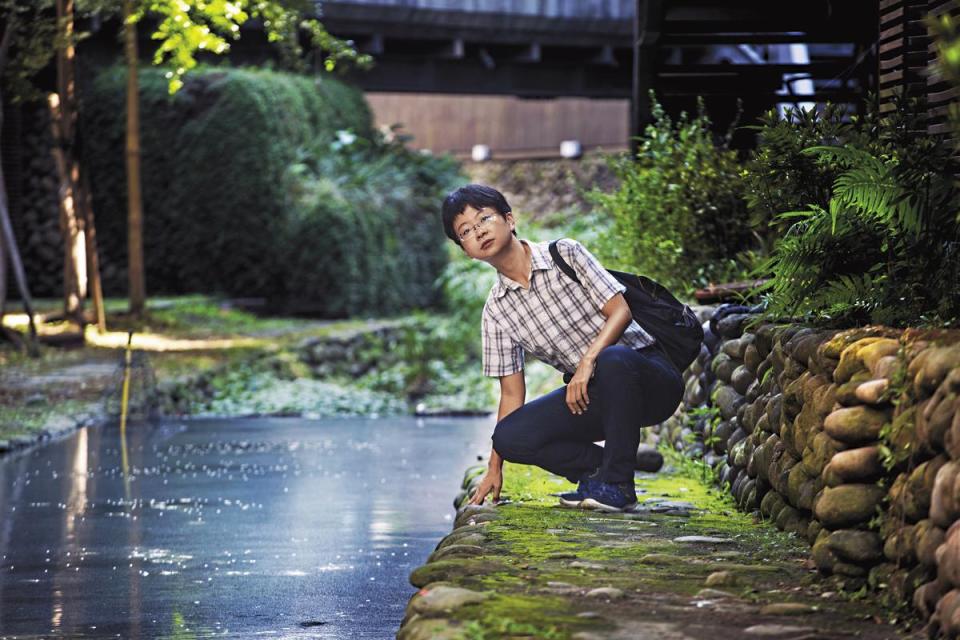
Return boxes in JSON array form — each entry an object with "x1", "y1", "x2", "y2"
[{"x1": 480, "y1": 238, "x2": 656, "y2": 378}]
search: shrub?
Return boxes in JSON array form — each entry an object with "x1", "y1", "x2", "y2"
[
  {"x1": 741, "y1": 103, "x2": 859, "y2": 253},
  {"x1": 589, "y1": 93, "x2": 753, "y2": 295},
  {"x1": 755, "y1": 94, "x2": 960, "y2": 326},
  {"x1": 80, "y1": 65, "x2": 457, "y2": 314},
  {"x1": 283, "y1": 132, "x2": 460, "y2": 316}
]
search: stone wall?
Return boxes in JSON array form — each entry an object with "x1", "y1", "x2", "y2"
[{"x1": 655, "y1": 304, "x2": 960, "y2": 635}]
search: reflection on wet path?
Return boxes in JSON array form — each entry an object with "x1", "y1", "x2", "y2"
[{"x1": 0, "y1": 416, "x2": 494, "y2": 639}]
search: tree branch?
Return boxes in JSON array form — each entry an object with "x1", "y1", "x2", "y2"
[{"x1": 0, "y1": 14, "x2": 16, "y2": 76}]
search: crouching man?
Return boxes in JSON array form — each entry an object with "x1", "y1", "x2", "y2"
[{"x1": 441, "y1": 184, "x2": 683, "y2": 512}]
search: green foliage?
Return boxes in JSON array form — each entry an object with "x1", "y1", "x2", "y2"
[
  {"x1": 589, "y1": 92, "x2": 754, "y2": 295},
  {"x1": 0, "y1": 0, "x2": 57, "y2": 104},
  {"x1": 81, "y1": 65, "x2": 459, "y2": 313},
  {"x1": 285, "y1": 130, "x2": 460, "y2": 316},
  {"x1": 754, "y1": 94, "x2": 960, "y2": 326},
  {"x1": 741, "y1": 103, "x2": 857, "y2": 251}
]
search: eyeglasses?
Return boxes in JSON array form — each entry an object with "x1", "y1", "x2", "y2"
[{"x1": 457, "y1": 213, "x2": 498, "y2": 242}]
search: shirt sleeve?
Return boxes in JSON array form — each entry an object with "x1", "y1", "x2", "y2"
[
  {"x1": 558, "y1": 238, "x2": 626, "y2": 311},
  {"x1": 481, "y1": 305, "x2": 524, "y2": 378}
]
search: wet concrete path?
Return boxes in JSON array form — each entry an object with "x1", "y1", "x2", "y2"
[{"x1": 0, "y1": 416, "x2": 494, "y2": 639}]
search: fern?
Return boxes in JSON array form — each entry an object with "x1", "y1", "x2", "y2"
[{"x1": 756, "y1": 93, "x2": 960, "y2": 326}]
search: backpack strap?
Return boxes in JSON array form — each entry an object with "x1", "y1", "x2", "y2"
[{"x1": 548, "y1": 240, "x2": 581, "y2": 285}]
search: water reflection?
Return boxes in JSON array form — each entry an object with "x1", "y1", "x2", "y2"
[{"x1": 0, "y1": 416, "x2": 493, "y2": 638}]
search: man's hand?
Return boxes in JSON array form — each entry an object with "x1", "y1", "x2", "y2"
[
  {"x1": 468, "y1": 469, "x2": 503, "y2": 505},
  {"x1": 565, "y1": 355, "x2": 596, "y2": 415}
]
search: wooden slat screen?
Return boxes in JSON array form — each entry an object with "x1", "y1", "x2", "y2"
[
  {"x1": 878, "y1": 0, "x2": 959, "y2": 150},
  {"x1": 926, "y1": 0, "x2": 959, "y2": 148}
]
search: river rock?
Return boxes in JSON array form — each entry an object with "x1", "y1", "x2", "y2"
[
  {"x1": 716, "y1": 313, "x2": 753, "y2": 339},
  {"x1": 731, "y1": 365, "x2": 755, "y2": 396},
  {"x1": 713, "y1": 353, "x2": 738, "y2": 384},
  {"x1": 930, "y1": 461, "x2": 960, "y2": 528},
  {"x1": 855, "y1": 379, "x2": 889, "y2": 405},
  {"x1": 437, "y1": 530, "x2": 486, "y2": 550},
  {"x1": 822, "y1": 446, "x2": 883, "y2": 487},
  {"x1": 585, "y1": 587, "x2": 626, "y2": 599},
  {"x1": 753, "y1": 439, "x2": 775, "y2": 482},
  {"x1": 834, "y1": 337, "x2": 896, "y2": 384},
  {"x1": 811, "y1": 530, "x2": 838, "y2": 572},
  {"x1": 888, "y1": 405, "x2": 932, "y2": 464},
  {"x1": 453, "y1": 504, "x2": 499, "y2": 529},
  {"x1": 930, "y1": 589, "x2": 960, "y2": 639},
  {"x1": 913, "y1": 579, "x2": 946, "y2": 619},
  {"x1": 823, "y1": 406, "x2": 889, "y2": 445},
  {"x1": 899, "y1": 455, "x2": 948, "y2": 522},
  {"x1": 715, "y1": 386, "x2": 746, "y2": 421},
  {"x1": 744, "y1": 343, "x2": 763, "y2": 373},
  {"x1": 409, "y1": 560, "x2": 503, "y2": 588},
  {"x1": 936, "y1": 521, "x2": 960, "y2": 587},
  {"x1": 397, "y1": 618, "x2": 464, "y2": 640},
  {"x1": 814, "y1": 484, "x2": 886, "y2": 529},
  {"x1": 684, "y1": 376, "x2": 707, "y2": 407},
  {"x1": 915, "y1": 345, "x2": 960, "y2": 394},
  {"x1": 428, "y1": 545, "x2": 486, "y2": 563},
  {"x1": 835, "y1": 374, "x2": 873, "y2": 407},
  {"x1": 785, "y1": 463, "x2": 813, "y2": 508},
  {"x1": 697, "y1": 588, "x2": 737, "y2": 599},
  {"x1": 635, "y1": 445, "x2": 664, "y2": 473},
  {"x1": 922, "y1": 392, "x2": 959, "y2": 451},
  {"x1": 461, "y1": 465, "x2": 487, "y2": 488},
  {"x1": 857, "y1": 338, "x2": 900, "y2": 372},
  {"x1": 729, "y1": 438, "x2": 748, "y2": 470},
  {"x1": 870, "y1": 354, "x2": 900, "y2": 380},
  {"x1": 914, "y1": 519, "x2": 946, "y2": 567},
  {"x1": 790, "y1": 332, "x2": 826, "y2": 366},
  {"x1": 792, "y1": 401, "x2": 824, "y2": 456},
  {"x1": 945, "y1": 408, "x2": 960, "y2": 461},
  {"x1": 723, "y1": 335, "x2": 753, "y2": 361},
  {"x1": 883, "y1": 525, "x2": 917, "y2": 564},
  {"x1": 744, "y1": 624, "x2": 816, "y2": 636},
  {"x1": 705, "y1": 571, "x2": 737, "y2": 587},
  {"x1": 409, "y1": 585, "x2": 489, "y2": 616},
  {"x1": 774, "y1": 505, "x2": 807, "y2": 536},
  {"x1": 760, "y1": 490, "x2": 787, "y2": 521}
]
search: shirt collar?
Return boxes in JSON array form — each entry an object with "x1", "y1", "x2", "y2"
[{"x1": 492, "y1": 239, "x2": 555, "y2": 298}]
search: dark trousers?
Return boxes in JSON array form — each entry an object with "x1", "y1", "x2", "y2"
[{"x1": 491, "y1": 344, "x2": 683, "y2": 484}]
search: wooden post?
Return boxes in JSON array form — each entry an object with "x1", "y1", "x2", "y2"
[
  {"x1": 124, "y1": 0, "x2": 147, "y2": 318},
  {"x1": 631, "y1": 0, "x2": 661, "y2": 156},
  {"x1": 80, "y1": 169, "x2": 106, "y2": 333},
  {"x1": 53, "y1": 0, "x2": 86, "y2": 328}
]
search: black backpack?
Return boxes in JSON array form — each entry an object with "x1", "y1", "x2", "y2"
[{"x1": 548, "y1": 240, "x2": 703, "y2": 374}]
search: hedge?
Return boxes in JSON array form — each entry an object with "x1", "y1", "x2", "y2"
[{"x1": 79, "y1": 65, "x2": 453, "y2": 314}]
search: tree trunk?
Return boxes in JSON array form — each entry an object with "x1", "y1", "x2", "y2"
[
  {"x1": 79, "y1": 168, "x2": 106, "y2": 332},
  {"x1": 124, "y1": 0, "x2": 146, "y2": 318},
  {"x1": 53, "y1": 0, "x2": 86, "y2": 328},
  {"x1": 0, "y1": 17, "x2": 38, "y2": 352}
]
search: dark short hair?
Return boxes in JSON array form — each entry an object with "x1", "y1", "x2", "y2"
[{"x1": 441, "y1": 184, "x2": 515, "y2": 245}]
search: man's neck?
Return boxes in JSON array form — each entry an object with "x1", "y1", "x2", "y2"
[{"x1": 490, "y1": 238, "x2": 532, "y2": 288}]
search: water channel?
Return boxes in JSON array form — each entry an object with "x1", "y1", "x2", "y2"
[{"x1": 0, "y1": 416, "x2": 494, "y2": 639}]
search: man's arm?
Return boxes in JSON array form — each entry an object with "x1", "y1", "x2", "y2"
[
  {"x1": 564, "y1": 293, "x2": 632, "y2": 415},
  {"x1": 468, "y1": 371, "x2": 525, "y2": 505}
]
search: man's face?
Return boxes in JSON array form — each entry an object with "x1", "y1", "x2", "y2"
[{"x1": 453, "y1": 205, "x2": 515, "y2": 260}]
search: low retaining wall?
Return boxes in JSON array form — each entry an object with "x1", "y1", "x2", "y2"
[{"x1": 655, "y1": 304, "x2": 960, "y2": 635}]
